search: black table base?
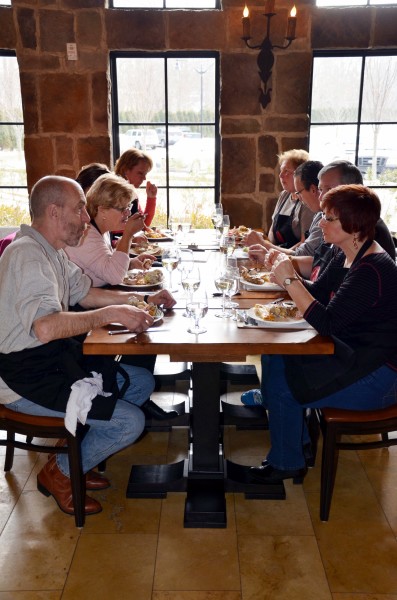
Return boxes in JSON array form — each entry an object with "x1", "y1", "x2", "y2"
[{"x1": 126, "y1": 362, "x2": 285, "y2": 528}]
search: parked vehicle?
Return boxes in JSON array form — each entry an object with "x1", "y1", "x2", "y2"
[
  {"x1": 121, "y1": 128, "x2": 159, "y2": 151},
  {"x1": 166, "y1": 138, "x2": 215, "y2": 174},
  {"x1": 156, "y1": 127, "x2": 184, "y2": 147}
]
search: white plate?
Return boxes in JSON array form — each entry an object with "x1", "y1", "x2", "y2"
[
  {"x1": 145, "y1": 235, "x2": 174, "y2": 242},
  {"x1": 130, "y1": 244, "x2": 163, "y2": 257},
  {"x1": 233, "y1": 248, "x2": 249, "y2": 259},
  {"x1": 247, "y1": 307, "x2": 313, "y2": 329},
  {"x1": 123, "y1": 270, "x2": 164, "y2": 288},
  {"x1": 241, "y1": 279, "x2": 283, "y2": 291}
]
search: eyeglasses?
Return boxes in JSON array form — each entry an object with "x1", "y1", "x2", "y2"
[
  {"x1": 113, "y1": 204, "x2": 132, "y2": 213},
  {"x1": 321, "y1": 212, "x2": 339, "y2": 223},
  {"x1": 295, "y1": 188, "x2": 305, "y2": 197}
]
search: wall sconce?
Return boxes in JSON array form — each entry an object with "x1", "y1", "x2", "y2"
[{"x1": 242, "y1": 2, "x2": 297, "y2": 109}]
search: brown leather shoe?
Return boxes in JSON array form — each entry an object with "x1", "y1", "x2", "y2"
[
  {"x1": 85, "y1": 470, "x2": 110, "y2": 491},
  {"x1": 37, "y1": 456, "x2": 102, "y2": 516}
]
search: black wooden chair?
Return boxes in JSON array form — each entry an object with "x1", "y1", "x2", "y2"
[
  {"x1": 316, "y1": 404, "x2": 397, "y2": 521},
  {"x1": 0, "y1": 404, "x2": 86, "y2": 527}
]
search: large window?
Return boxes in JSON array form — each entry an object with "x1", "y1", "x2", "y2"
[
  {"x1": 309, "y1": 50, "x2": 397, "y2": 234},
  {"x1": 0, "y1": 51, "x2": 28, "y2": 223},
  {"x1": 111, "y1": 52, "x2": 220, "y2": 228}
]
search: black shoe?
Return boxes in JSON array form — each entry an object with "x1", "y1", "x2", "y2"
[
  {"x1": 262, "y1": 444, "x2": 314, "y2": 468},
  {"x1": 141, "y1": 400, "x2": 179, "y2": 421},
  {"x1": 251, "y1": 461, "x2": 307, "y2": 485}
]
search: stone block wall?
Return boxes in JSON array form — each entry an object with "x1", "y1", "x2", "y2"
[{"x1": 0, "y1": 0, "x2": 395, "y2": 229}]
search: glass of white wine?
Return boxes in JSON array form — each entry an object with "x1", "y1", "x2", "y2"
[
  {"x1": 177, "y1": 249, "x2": 194, "y2": 285},
  {"x1": 211, "y1": 205, "x2": 223, "y2": 240},
  {"x1": 187, "y1": 290, "x2": 208, "y2": 335},
  {"x1": 219, "y1": 234, "x2": 236, "y2": 257},
  {"x1": 161, "y1": 245, "x2": 180, "y2": 291},
  {"x1": 214, "y1": 269, "x2": 238, "y2": 318},
  {"x1": 181, "y1": 266, "x2": 201, "y2": 316}
]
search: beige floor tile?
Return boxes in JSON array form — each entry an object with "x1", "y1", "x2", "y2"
[
  {"x1": 154, "y1": 494, "x2": 240, "y2": 591},
  {"x1": 307, "y1": 490, "x2": 397, "y2": 594},
  {"x1": 62, "y1": 533, "x2": 157, "y2": 600},
  {"x1": 0, "y1": 491, "x2": 80, "y2": 592},
  {"x1": 153, "y1": 593, "x2": 241, "y2": 600},
  {"x1": 235, "y1": 481, "x2": 314, "y2": 536},
  {"x1": 239, "y1": 534, "x2": 332, "y2": 600}
]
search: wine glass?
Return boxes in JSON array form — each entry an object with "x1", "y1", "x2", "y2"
[
  {"x1": 177, "y1": 249, "x2": 194, "y2": 284},
  {"x1": 181, "y1": 266, "x2": 201, "y2": 316},
  {"x1": 219, "y1": 234, "x2": 236, "y2": 258},
  {"x1": 211, "y1": 205, "x2": 223, "y2": 240},
  {"x1": 220, "y1": 214, "x2": 230, "y2": 237},
  {"x1": 161, "y1": 245, "x2": 180, "y2": 291},
  {"x1": 214, "y1": 268, "x2": 237, "y2": 318},
  {"x1": 187, "y1": 290, "x2": 208, "y2": 335}
]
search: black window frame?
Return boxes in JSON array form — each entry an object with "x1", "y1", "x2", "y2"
[
  {"x1": 309, "y1": 48, "x2": 397, "y2": 197},
  {"x1": 0, "y1": 49, "x2": 27, "y2": 203},
  {"x1": 110, "y1": 50, "x2": 221, "y2": 220}
]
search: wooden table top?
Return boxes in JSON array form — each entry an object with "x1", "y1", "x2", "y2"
[{"x1": 84, "y1": 244, "x2": 334, "y2": 362}]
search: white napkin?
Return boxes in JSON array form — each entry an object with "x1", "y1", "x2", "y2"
[{"x1": 65, "y1": 372, "x2": 112, "y2": 436}]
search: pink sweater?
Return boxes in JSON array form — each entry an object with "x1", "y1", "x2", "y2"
[{"x1": 65, "y1": 225, "x2": 129, "y2": 287}]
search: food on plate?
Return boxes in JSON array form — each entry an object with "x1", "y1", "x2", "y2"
[
  {"x1": 145, "y1": 228, "x2": 169, "y2": 239},
  {"x1": 254, "y1": 302, "x2": 300, "y2": 322},
  {"x1": 127, "y1": 297, "x2": 162, "y2": 317},
  {"x1": 123, "y1": 269, "x2": 163, "y2": 286},
  {"x1": 240, "y1": 266, "x2": 271, "y2": 285},
  {"x1": 131, "y1": 243, "x2": 163, "y2": 256},
  {"x1": 229, "y1": 225, "x2": 251, "y2": 244}
]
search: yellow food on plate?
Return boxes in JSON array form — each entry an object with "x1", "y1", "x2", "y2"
[
  {"x1": 254, "y1": 302, "x2": 299, "y2": 322},
  {"x1": 145, "y1": 228, "x2": 168, "y2": 239},
  {"x1": 127, "y1": 297, "x2": 162, "y2": 317},
  {"x1": 131, "y1": 243, "x2": 163, "y2": 256},
  {"x1": 123, "y1": 269, "x2": 163, "y2": 286},
  {"x1": 240, "y1": 267, "x2": 271, "y2": 285}
]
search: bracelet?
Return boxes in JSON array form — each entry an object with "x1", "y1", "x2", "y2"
[{"x1": 143, "y1": 294, "x2": 150, "y2": 303}]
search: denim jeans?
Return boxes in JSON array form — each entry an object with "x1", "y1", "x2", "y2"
[
  {"x1": 6, "y1": 363, "x2": 154, "y2": 477},
  {"x1": 264, "y1": 355, "x2": 397, "y2": 471}
]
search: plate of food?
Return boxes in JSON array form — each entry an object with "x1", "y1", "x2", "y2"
[
  {"x1": 247, "y1": 303, "x2": 313, "y2": 329},
  {"x1": 122, "y1": 268, "x2": 164, "y2": 288},
  {"x1": 126, "y1": 299, "x2": 164, "y2": 322},
  {"x1": 240, "y1": 267, "x2": 283, "y2": 291},
  {"x1": 144, "y1": 228, "x2": 174, "y2": 242},
  {"x1": 229, "y1": 225, "x2": 251, "y2": 244},
  {"x1": 233, "y1": 247, "x2": 250, "y2": 260},
  {"x1": 130, "y1": 243, "x2": 163, "y2": 257}
]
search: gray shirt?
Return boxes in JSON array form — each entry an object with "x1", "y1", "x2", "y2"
[
  {"x1": 0, "y1": 225, "x2": 91, "y2": 402},
  {"x1": 293, "y1": 212, "x2": 324, "y2": 257}
]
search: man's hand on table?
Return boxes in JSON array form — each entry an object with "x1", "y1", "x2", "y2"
[
  {"x1": 147, "y1": 289, "x2": 176, "y2": 309},
  {"x1": 110, "y1": 304, "x2": 154, "y2": 333}
]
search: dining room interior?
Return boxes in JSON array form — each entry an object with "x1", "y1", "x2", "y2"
[{"x1": 1, "y1": 0, "x2": 397, "y2": 598}]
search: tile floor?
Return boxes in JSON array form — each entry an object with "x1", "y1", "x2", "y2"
[{"x1": 1, "y1": 357, "x2": 397, "y2": 600}]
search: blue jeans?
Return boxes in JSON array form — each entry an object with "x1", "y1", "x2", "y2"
[
  {"x1": 264, "y1": 355, "x2": 397, "y2": 471},
  {"x1": 6, "y1": 363, "x2": 154, "y2": 477}
]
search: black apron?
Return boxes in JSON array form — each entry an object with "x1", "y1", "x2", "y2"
[{"x1": 272, "y1": 195, "x2": 300, "y2": 248}]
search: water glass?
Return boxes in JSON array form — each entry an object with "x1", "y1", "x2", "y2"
[
  {"x1": 162, "y1": 245, "x2": 180, "y2": 291},
  {"x1": 187, "y1": 291, "x2": 208, "y2": 335}
]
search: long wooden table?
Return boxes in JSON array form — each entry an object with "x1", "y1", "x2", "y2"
[{"x1": 84, "y1": 247, "x2": 333, "y2": 527}]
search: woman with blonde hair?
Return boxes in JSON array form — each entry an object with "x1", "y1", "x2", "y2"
[
  {"x1": 66, "y1": 173, "x2": 155, "y2": 287},
  {"x1": 245, "y1": 149, "x2": 315, "y2": 249},
  {"x1": 114, "y1": 149, "x2": 157, "y2": 226}
]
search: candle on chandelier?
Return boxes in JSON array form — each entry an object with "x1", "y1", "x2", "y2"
[
  {"x1": 286, "y1": 5, "x2": 297, "y2": 39},
  {"x1": 265, "y1": 0, "x2": 275, "y2": 14},
  {"x1": 242, "y1": 5, "x2": 251, "y2": 38}
]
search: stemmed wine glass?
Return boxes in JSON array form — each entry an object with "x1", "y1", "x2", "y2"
[
  {"x1": 181, "y1": 266, "x2": 201, "y2": 316},
  {"x1": 219, "y1": 234, "x2": 236, "y2": 258},
  {"x1": 214, "y1": 268, "x2": 238, "y2": 318},
  {"x1": 220, "y1": 214, "x2": 230, "y2": 237},
  {"x1": 161, "y1": 245, "x2": 180, "y2": 292},
  {"x1": 211, "y1": 205, "x2": 223, "y2": 240},
  {"x1": 187, "y1": 290, "x2": 208, "y2": 335},
  {"x1": 177, "y1": 249, "x2": 194, "y2": 285}
]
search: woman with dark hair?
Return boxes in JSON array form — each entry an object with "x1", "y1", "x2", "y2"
[
  {"x1": 76, "y1": 163, "x2": 111, "y2": 194},
  {"x1": 249, "y1": 184, "x2": 397, "y2": 484},
  {"x1": 114, "y1": 149, "x2": 157, "y2": 226}
]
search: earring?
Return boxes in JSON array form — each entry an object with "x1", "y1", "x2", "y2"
[{"x1": 353, "y1": 235, "x2": 358, "y2": 250}]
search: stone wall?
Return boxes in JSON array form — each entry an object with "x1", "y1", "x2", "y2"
[{"x1": 0, "y1": 0, "x2": 395, "y2": 229}]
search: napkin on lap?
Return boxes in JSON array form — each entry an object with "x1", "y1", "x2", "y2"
[{"x1": 65, "y1": 372, "x2": 112, "y2": 436}]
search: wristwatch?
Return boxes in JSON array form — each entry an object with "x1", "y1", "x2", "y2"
[{"x1": 283, "y1": 276, "x2": 300, "y2": 287}]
